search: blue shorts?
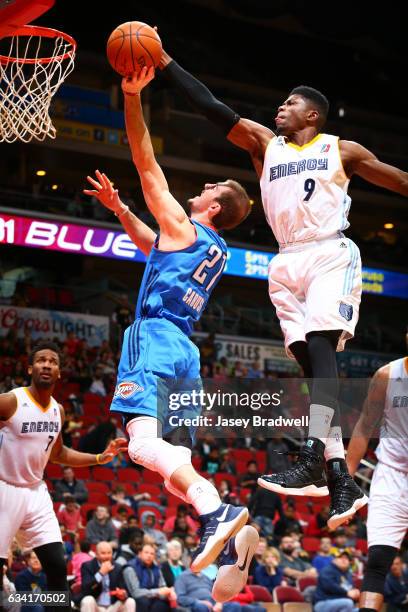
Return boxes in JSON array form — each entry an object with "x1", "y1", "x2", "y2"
[{"x1": 111, "y1": 318, "x2": 202, "y2": 439}]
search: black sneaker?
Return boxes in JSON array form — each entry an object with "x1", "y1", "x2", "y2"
[
  {"x1": 258, "y1": 438, "x2": 329, "y2": 497},
  {"x1": 327, "y1": 459, "x2": 368, "y2": 530}
]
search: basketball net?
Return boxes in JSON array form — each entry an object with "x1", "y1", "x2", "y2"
[{"x1": 0, "y1": 26, "x2": 76, "y2": 143}]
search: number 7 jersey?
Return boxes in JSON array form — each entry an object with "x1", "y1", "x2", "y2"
[
  {"x1": 135, "y1": 220, "x2": 227, "y2": 336},
  {"x1": 0, "y1": 387, "x2": 61, "y2": 486},
  {"x1": 259, "y1": 133, "x2": 351, "y2": 247}
]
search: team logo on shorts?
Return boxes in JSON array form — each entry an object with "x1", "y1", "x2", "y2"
[
  {"x1": 339, "y1": 302, "x2": 353, "y2": 321},
  {"x1": 114, "y1": 381, "x2": 144, "y2": 399}
]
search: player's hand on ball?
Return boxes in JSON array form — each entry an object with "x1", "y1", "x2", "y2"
[
  {"x1": 122, "y1": 66, "x2": 155, "y2": 96},
  {"x1": 84, "y1": 170, "x2": 123, "y2": 214},
  {"x1": 98, "y1": 437, "x2": 129, "y2": 464}
]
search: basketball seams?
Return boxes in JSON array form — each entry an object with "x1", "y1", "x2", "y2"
[{"x1": 107, "y1": 21, "x2": 162, "y2": 75}]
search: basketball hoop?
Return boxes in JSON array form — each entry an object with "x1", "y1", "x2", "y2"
[{"x1": 0, "y1": 25, "x2": 76, "y2": 143}]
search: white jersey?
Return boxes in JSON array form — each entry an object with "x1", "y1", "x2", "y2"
[
  {"x1": 259, "y1": 133, "x2": 351, "y2": 247},
  {"x1": 0, "y1": 387, "x2": 61, "y2": 486},
  {"x1": 376, "y1": 358, "x2": 408, "y2": 472}
]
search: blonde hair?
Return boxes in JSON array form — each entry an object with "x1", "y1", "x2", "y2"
[{"x1": 262, "y1": 547, "x2": 281, "y2": 564}]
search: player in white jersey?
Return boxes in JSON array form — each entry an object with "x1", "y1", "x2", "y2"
[
  {"x1": 158, "y1": 48, "x2": 408, "y2": 529},
  {"x1": 347, "y1": 348, "x2": 408, "y2": 612},
  {"x1": 0, "y1": 341, "x2": 127, "y2": 610}
]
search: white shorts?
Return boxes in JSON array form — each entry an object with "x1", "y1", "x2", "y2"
[
  {"x1": 367, "y1": 462, "x2": 408, "y2": 549},
  {"x1": 0, "y1": 480, "x2": 62, "y2": 558},
  {"x1": 268, "y1": 236, "x2": 361, "y2": 357}
]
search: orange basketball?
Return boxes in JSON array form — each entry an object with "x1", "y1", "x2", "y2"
[{"x1": 106, "y1": 21, "x2": 162, "y2": 77}]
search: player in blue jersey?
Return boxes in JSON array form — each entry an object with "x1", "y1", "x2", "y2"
[{"x1": 84, "y1": 66, "x2": 253, "y2": 578}]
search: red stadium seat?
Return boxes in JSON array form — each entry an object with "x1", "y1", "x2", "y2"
[
  {"x1": 213, "y1": 472, "x2": 237, "y2": 488},
  {"x1": 356, "y1": 539, "x2": 368, "y2": 554},
  {"x1": 273, "y1": 586, "x2": 304, "y2": 604},
  {"x1": 192, "y1": 456, "x2": 202, "y2": 470},
  {"x1": 301, "y1": 537, "x2": 321, "y2": 554},
  {"x1": 45, "y1": 464, "x2": 63, "y2": 479},
  {"x1": 92, "y1": 467, "x2": 116, "y2": 481},
  {"x1": 138, "y1": 484, "x2": 162, "y2": 497},
  {"x1": 117, "y1": 468, "x2": 142, "y2": 483},
  {"x1": 87, "y1": 492, "x2": 109, "y2": 505},
  {"x1": 231, "y1": 449, "x2": 254, "y2": 462},
  {"x1": 142, "y1": 470, "x2": 164, "y2": 485},
  {"x1": 248, "y1": 585, "x2": 273, "y2": 602},
  {"x1": 87, "y1": 482, "x2": 110, "y2": 494},
  {"x1": 80, "y1": 503, "x2": 97, "y2": 520},
  {"x1": 255, "y1": 450, "x2": 267, "y2": 471},
  {"x1": 297, "y1": 576, "x2": 318, "y2": 592},
  {"x1": 72, "y1": 467, "x2": 91, "y2": 480}
]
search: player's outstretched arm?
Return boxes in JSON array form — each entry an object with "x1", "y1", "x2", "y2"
[
  {"x1": 346, "y1": 365, "x2": 389, "y2": 476},
  {"x1": 159, "y1": 50, "x2": 273, "y2": 177},
  {"x1": 0, "y1": 392, "x2": 17, "y2": 421},
  {"x1": 123, "y1": 68, "x2": 195, "y2": 246},
  {"x1": 340, "y1": 140, "x2": 408, "y2": 196},
  {"x1": 84, "y1": 170, "x2": 156, "y2": 256},
  {"x1": 50, "y1": 405, "x2": 128, "y2": 466}
]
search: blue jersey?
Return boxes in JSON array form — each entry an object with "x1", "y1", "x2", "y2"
[{"x1": 135, "y1": 220, "x2": 227, "y2": 336}]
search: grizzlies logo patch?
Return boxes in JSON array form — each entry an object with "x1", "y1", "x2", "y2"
[{"x1": 339, "y1": 302, "x2": 353, "y2": 322}]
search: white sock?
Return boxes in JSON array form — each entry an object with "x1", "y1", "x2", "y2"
[
  {"x1": 186, "y1": 479, "x2": 221, "y2": 515},
  {"x1": 308, "y1": 403, "x2": 335, "y2": 444},
  {"x1": 324, "y1": 426, "x2": 345, "y2": 460}
]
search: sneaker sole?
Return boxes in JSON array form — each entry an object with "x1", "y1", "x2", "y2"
[
  {"x1": 258, "y1": 477, "x2": 329, "y2": 497},
  {"x1": 327, "y1": 494, "x2": 369, "y2": 530},
  {"x1": 191, "y1": 507, "x2": 249, "y2": 572},
  {"x1": 212, "y1": 526, "x2": 259, "y2": 603}
]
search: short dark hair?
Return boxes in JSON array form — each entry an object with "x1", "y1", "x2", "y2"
[
  {"x1": 64, "y1": 495, "x2": 75, "y2": 504},
  {"x1": 290, "y1": 85, "x2": 329, "y2": 128},
  {"x1": 80, "y1": 540, "x2": 92, "y2": 553},
  {"x1": 28, "y1": 341, "x2": 61, "y2": 365},
  {"x1": 213, "y1": 180, "x2": 252, "y2": 230}
]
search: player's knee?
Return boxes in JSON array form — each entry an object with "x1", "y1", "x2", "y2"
[
  {"x1": 128, "y1": 436, "x2": 162, "y2": 471},
  {"x1": 362, "y1": 545, "x2": 398, "y2": 593}
]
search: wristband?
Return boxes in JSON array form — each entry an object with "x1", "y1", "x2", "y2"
[
  {"x1": 115, "y1": 205, "x2": 129, "y2": 218},
  {"x1": 96, "y1": 453, "x2": 102, "y2": 464}
]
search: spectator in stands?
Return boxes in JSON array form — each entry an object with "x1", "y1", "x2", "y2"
[
  {"x1": 202, "y1": 448, "x2": 221, "y2": 474},
  {"x1": 123, "y1": 543, "x2": 173, "y2": 612},
  {"x1": 330, "y1": 529, "x2": 352, "y2": 558},
  {"x1": 218, "y1": 449, "x2": 237, "y2": 474},
  {"x1": 274, "y1": 505, "x2": 303, "y2": 539},
  {"x1": 279, "y1": 535, "x2": 317, "y2": 587},
  {"x1": 71, "y1": 540, "x2": 93, "y2": 591},
  {"x1": 304, "y1": 505, "x2": 330, "y2": 537},
  {"x1": 54, "y1": 466, "x2": 89, "y2": 503},
  {"x1": 118, "y1": 516, "x2": 142, "y2": 546},
  {"x1": 86, "y1": 506, "x2": 118, "y2": 549},
  {"x1": 109, "y1": 484, "x2": 151, "y2": 513},
  {"x1": 163, "y1": 505, "x2": 199, "y2": 537},
  {"x1": 199, "y1": 332, "x2": 217, "y2": 375},
  {"x1": 14, "y1": 551, "x2": 47, "y2": 612},
  {"x1": 248, "y1": 487, "x2": 283, "y2": 538},
  {"x1": 171, "y1": 515, "x2": 192, "y2": 541},
  {"x1": 57, "y1": 494, "x2": 84, "y2": 536},
  {"x1": 229, "y1": 584, "x2": 266, "y2": 612},
  {"x1": 161, "y1": 540, "x2": 186, "y2": 587},
  {"x1": 80, "y1": 541, "x2": 134, "y2": 612},
  {"x1": 254, "y1": 547, "x2": 284, "y2": 593},
  {"x1": 196, "y1": 432, "x2": 218, "y2": 457},
  {"x1": 384, "y1": 555, "x2": 408, "y2": 611},
  {"x1": 112, "y1": 295, "x2": 133, "y2": 338},
  {"x1": 112, "y1": 506, "x2": 131, "y2": 532},
  {"x1": 266, "y1": 433, "x2": 291, "y2": 474},
  {"x1": 238, "y1": 460, "x2": 261, "y2": 495},
  {"x1": 247, "y1": 361, "x2": 264, "y2": 379},
  {"x1": 89, "y1": 365, "x2": 107, "y2": 396},
  {"x1": 312, "y1": 537, "x2": 334, "y2": 573},
  {"x1": 79, "y1": 420, "x2": 116, "y2": 454},
  {"x1": 176, "y1": 565, "x2": 247, "y2": 612},
  {"x1": 314, "y1": 551, "x2": 360, "y2": 612},
  {"x1": 217, "y1": 478, "x2": 236, "y2": 504},
  {"x1": 249, "y1": 536, "x2": 268, "y2": 577},
  {"x1": 116, "y1": 530, "x2": 145, "y2": 566},
  {"x1": 140, "y1": 511, "x2": 168, "y2": 558}
]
